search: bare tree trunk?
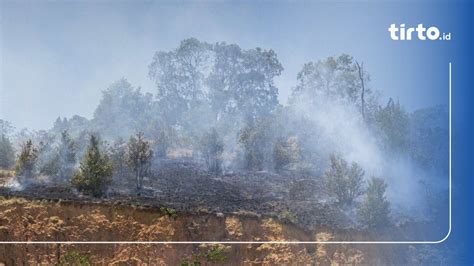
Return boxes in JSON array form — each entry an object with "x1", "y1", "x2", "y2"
[
  {"x1": 356, "y1": 61, "x2": 366, "y2": 121},
  {"x1": 136, "y1": 169, "x2": 141, "y2": 190}
]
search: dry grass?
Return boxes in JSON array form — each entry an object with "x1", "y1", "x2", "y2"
[{"x1": 0, "y1": 169, "x2": 15, "y2": 179}]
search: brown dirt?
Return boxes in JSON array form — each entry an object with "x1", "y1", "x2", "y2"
[{"x1": 0, "y1": 197, "x2": 419, "y2": 265}]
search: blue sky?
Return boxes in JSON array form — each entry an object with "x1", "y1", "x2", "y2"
[{"x1": 1, "y1": 1, "x2": 455, "y2": 130}]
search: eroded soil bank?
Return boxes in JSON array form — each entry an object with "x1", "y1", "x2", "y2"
[{"x1": 0, "y1": 197, "x2": 437, "y2": 265}]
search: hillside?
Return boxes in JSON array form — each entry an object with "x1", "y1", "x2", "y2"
[{"x1": 0, "y1": 197, "x2": 436, "y2": 265}]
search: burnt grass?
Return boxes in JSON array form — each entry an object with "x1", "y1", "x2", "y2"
[{"x1": 0, "y1": 159, "x2": 355, "y2": 232}]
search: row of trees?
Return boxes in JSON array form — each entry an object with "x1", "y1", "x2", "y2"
[
  {"x1": 17, "y1": 39, "x2": 443, "y2": 176},
  {"x1": 13, "y1": 131, "x2": 155, "y2": 196}
]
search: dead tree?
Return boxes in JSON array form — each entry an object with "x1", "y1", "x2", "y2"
[{"x1": 356, "y1": 61, "x2": 366, "y2": 120}]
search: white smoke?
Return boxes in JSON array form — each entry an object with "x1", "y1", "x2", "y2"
[{"x1": 292, "y1": 96, "x2": 431, "y2": 217}]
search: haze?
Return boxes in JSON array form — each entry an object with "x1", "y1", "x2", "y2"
[{"x1": 1, "y1": 1, "x2": 451, "y2": 130}]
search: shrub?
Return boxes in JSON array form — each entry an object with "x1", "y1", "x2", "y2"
[
  {"x1": 57, "y1": 251, "x2": 92, "y2": 266},
  {"x1": 15, "y1": 139, "x2": 38, "y2": 179},
  {"x1": 204, "y1": 245, "x2": 228, "y2": 262},
  {"x1": 160, "y1": 207, "x2": 178, "y2": 218},
  {"x1": 238, "y1": 118, "x2": 275, "y2": 171},
  {"x1": 278, "y1": 210, "x2": 297, "y2": 224},
  {"x1": 72, "y1": 135, "x2": 113, "y2": 197},
  {"x1": 180, "y1": 245, "x2": 227, "y2": 265},
  {"x1": 180, "y1": 259, "x2": 201, "y2": 266},
  {"x1": 325, "y1": 154, "x2": 365, "y2": 205},
  {"x1": 357, "y1": 177, "x2": 390, "y2": 229}
]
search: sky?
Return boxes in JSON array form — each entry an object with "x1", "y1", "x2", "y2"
[{"x1": 0, "y1": 1, "x2": 455, "y2": 130}]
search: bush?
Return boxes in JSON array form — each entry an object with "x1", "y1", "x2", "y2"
[
  {"x1": 357, "y1": 177, "x2": 390, "y2": 229},
  {"x1": 72, "y1": 135, "x2": 113, "y2": 197},
  {"x1": 204, "y1": 245, "x2": 228, "y2": 262},
  {"x1": 57, "y1": 251, "x2": 92, "y2": 266},
  {"x1": 278, "y1": 210, "x2": 297, "y2": 224},
  {"x1": 15, "y1": 139, "x2": 39, "y2": 179},
  {"x1": 325, "y1": 154, "x2": 365, "y2": 205},
  {"x1": 160, "y1": 207, "x2": 178, "y2": 218},
  {"x1": 239, "y1": 118, "x2": 275, "y2": 171}
]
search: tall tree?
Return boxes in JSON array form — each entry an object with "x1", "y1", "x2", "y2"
[
  {"x1": 93, "y1": 78, "x2": 154, "y2": 139},
  {"x1": 356, "y1": 61, "x2": 366, "y2": 120},
  {"x1": 291, "y1": 54, "x2": 373, "y2": 116},
  {"x1": 209, "y1": 43, "x2": 283, "y2": 124},
  {"x1": 148, "y1": 38, "x2": 212, "y2": 126},
  {"x1": 149, "y1": 38, "x2": 283, "y2": 129},
  {"x1": 126, "y1": 132, "x2": 153, "y2": 190},
  {"x1": 72, "y1": 135, "x2": 113, "y2": 197}
]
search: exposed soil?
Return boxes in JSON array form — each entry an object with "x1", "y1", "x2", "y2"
[{"x1": 0, "y1": 197, "x2": 419, "y2": 265}]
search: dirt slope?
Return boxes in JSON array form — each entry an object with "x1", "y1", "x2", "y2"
[{"x1": 0, "y1": 197, "x2": 432, "y2": 265}]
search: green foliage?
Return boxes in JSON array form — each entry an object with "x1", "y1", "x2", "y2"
[
  {"x1": 15, "y1": 139, "x2": 39, "y2": 179},
  {"x1": 273, "y1": 137, "x2": 301, "y2": 172},
  {"x1": 204, "y1": 245, "x2": 228, "y2": 262},
  {"x1": 180, "y1": 259, "x2": 201, "y2": 266},
  {"x1": 0, "y1": 134, "x2": 15, "y2": 169},
  {"x1": 93, "y1": 78, "x2": 154, "y2": 139},
  {"x1": 373, "y1": 98, "x2": 409, "y2": 152},
  {"x1": 199, "y1": 128, "x2": 224, "y2": 174},
  {"x1": 357, "y1": 177, "x2": 390, "y2": 229},
  {"x1": 149, "y1": 38, "x2": 282, "y2": 128},
  {"x1": 149, "y1": 38, "x2": 212, "y2": 126},
  {"x1": 325, "y1": 154, "x2": 365, "y2": 205},
  {"x1": 126, "y1": 132, "x2": 153, "y2": 190},
  {"x1": 72, "y1": 135, "x2": 113, "y2": 197},
  {"x1": 278, "y1": 210, "x2": 297, "y2": 224},
  {"x1": 160, "y1": 207, "x2": 177, "y2": 218},
  {"x1": 291, "y1": 54, "x2": 370, "y2": 105},
  {"x1": 180, "y1": 245, "x2": 228, "y2": 265},
  {"x1": 57, "y1": 251, "x2": 92, "y2": 266},
  {"x1": 239, "y1": 118, "x2": 276, "y2": 171}
]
